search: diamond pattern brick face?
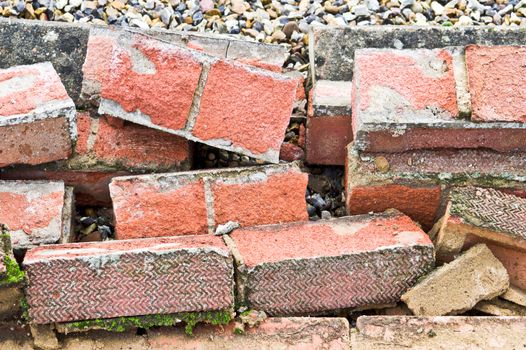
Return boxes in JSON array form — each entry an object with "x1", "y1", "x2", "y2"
[
  {"x1": 23, "y1": 236, "x2": 234, "y2": 324},
  {"x1": 228, "y1": 212, "x2": 435, "y2": 316},
  {"x1": 450, "y1": 186, "x2": 526, "y2": 240}
]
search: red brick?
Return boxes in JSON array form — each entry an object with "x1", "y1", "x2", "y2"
[
  {"x1": 306, "y1": 115, "x2": 352, "y2": 165},
  {"x1": 93, "y1": 29, "x2": 296, "y2": 164},
  {"x1": 148, "y1": 317, "x2": 350, "y2": 349},
  {"x1": 352, "y1": 316, "x2": 526, "y2": 349},
  {"x1": 279, "y1": 142, "x2": 305, "y2": 162},
  {"x1": 352, "y1": 48, "x2": 526, "y2": 153},
  {"x1": 0, "y1": 62, "x2": 75, "y2": 167},
  {"x1": 466, "y1": 45, "x2": 526, "y2": 122},
  {"x1": 225, "y1": 211, "x2": 434, "y2": 315},
  {"x1": 111, "y1": 175, "x2": 209, "y2": 239},
  {"x1": 0, "y1": 180, "x2": 68, "y2": 249},
  {"x1": 110, "y1": 163, "x2": 308, "y2": 239},
  {"x1": 23, "y1": 235, "x2": 234, "y2": 324},
  {"x1": 431, "y1": 187, "x2": 526, "y2": 290},
  {"x1": 306, "y1": 80, "x2": 353, "y2": 165},
  {"x1": 345, "y1": 147, "x2": 526, "y2": 230},
  {"x1": 347, "y1": 184, "x2": 441, "y2": 230},
  {"x1": 97, "y1": 32, "x2": 202, "y2": 132},
  {"x1": 191, "y1": 60, "x2": 297, "y2": 163},
  {"x1": 74, "y1": 112, "x2": 192, "y2": 171},
  {"x1": 210, "y1": 166, "x2": 308, "y2": 228},
  {"x1": 0, "y1": 167, "x2": 126, "y2": 206}
]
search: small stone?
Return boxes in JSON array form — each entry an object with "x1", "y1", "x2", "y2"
[
  {"x1": 79, "y1": 231, "x2": 103, "y2": 242},
  {"x1": 321, "y1": 210, "x2": 332, "y2": 220},
  {"x1": 282, "y1": 21, "x2": 299, "y2": 38},
  {"x1": 374, "y1": 156, "x2": 390, "y2": 173},
  {"x1": 307, "y1": 204, "x2": 317, "y2": 217},
  {"x1": 231, "y1": 0, "x2": 245, "y2": 14},
  {"x1": 431, "y1": 1, "x2": 444, "y2": 15},
  {"x1": 366, "y1": 0, "x2": 380, "y2": 11},
  {"x1": 239, "y1": 310, "x2": 267, "y2": 327},
  {"x1": 354, "y1": 4, "x2": 370, "y2": 16},
  {"x1": 214, "y1": 221, "x2": 240, "y2": 236},
  {"x1": 457, "y1": 14, "x2": 473, "y2": 24}
]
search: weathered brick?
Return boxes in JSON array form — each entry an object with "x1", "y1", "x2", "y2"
[
  {"x1": 401, "y1": 244, "x2": 509, "y2": 316},
  {"x1": 431, "y1": 187, "x2": 526, "y2": 290},
  {"x1": 475, "y1": 298, "x2": 526, "y2": 316},
  {"x1": 90, "y1": 28, "x2": 296, "y2": 163},
  {"x1": 352, "y1": 316, "x2": 526, "y2": 350},
  {"x1": 310, "y1": 25, "x2": 526, "y2": 82},
  {"x1": 23, "y1": 235, "x2": 234, "y2": 324},
  {"x1": 501, "y1": 285, "x2": 526, "y2": 307},
  {"x1": 0, "y1": 166, "x2": 126, "y2": 206},
  {"x1": 96, "y1": 30, "x2": 203, "y2": 133},
  {"x1": 466, "y1": 45, "x2": 526, "y2": 122},
  {"x1": 0, "y1": 180, "x2": 72, "y2": 249},
  {"x1": 351, "y1": 48, "x2": 526, "y2": 153},
  {"x1": 110, "y1": 163, "x2": 308, "y2": 239},
  {"x1": 224, "y1": 211, "x2": 434, "y2": 316},
  {"x1": 345, "y1": 146, "x2": 526, "y2": 230},
  {"x1": 190, "y1": 60, "x2": 296, "y2": 163},
  {"x1": 73, "y1": 112, "x2": 192, "y2": 172},
  {"x1": 0, "y1": 62, "x2": 75, "y2": 167},
  {"x1": 306, "y1": 80, "x2": 353, "y2": 165},
  {"x1": 148, "y1": 317, "x2": 350, "y2": 349}
]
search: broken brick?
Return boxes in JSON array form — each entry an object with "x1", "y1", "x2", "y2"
[
  {"x1": 401, "y1": 244, "x2": 509, "y2": 316},
  {"x1": 0, "y1": 62, "x2": 75, "y2": 167}
]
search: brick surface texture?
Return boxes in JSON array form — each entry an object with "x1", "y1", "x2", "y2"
[
  {"x1": 352, "y1": 316, "x2": 526, "y2": 350},
  {"x1": 86, "y1": 29, "x2": 296, "y2": 163},
  {"x1": 306, "y1": 80, "x2": 353, "y2": 165},
  {"x1": 466, "y1": 45, "x2": 526, "y2": 122},
  {"x1": 74, "y1": 112, "x2": 192, "y2": 171},
  {"x1": 401, "y1": 244, "x2": 509, "y2": 316},
  {"x1": 110, "y1": 163, "x2": 308, "y2": 239},
  {"x1": 0, "y1": 181, "x2": 66, "y2": 249},
  {"x1": 0, "y1": 62, "x2": 75, "y2": 167},
  {"x1": 149, "y1": 317, "x2": 350, "y2": 349},
  {"x1": 432, "y1": 187, "x2": 526, "y2": 289},
  {"x1": 225, "y1": 211, "x2": 434, "y2": 316},
  {"x1": 23, "y1": 235, "x2": 233, "y2": 324},
  {"x1": 351, "y1": 47, "x2": 526, "y2": 153},
  {"x1": 345, "y1": 147, "x2": 526, "y2": 230}
]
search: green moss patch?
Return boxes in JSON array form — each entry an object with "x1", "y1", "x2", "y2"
[{"x1": 61, "y1": 310, "x2": 233, "y2": 335}]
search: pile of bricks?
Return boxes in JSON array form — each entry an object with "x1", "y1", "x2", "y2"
[{"x1": 1, "y1": 19, "x2": 526, "y2": 349}]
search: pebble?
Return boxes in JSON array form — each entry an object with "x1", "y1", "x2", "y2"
[{"x1": 214, "y1": 221, "x2": 240, "y2": 236}]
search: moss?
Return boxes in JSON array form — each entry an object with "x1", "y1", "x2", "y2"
[
  {"x1": 62, "y1": 310, "x2": 233, "y2": 336},
  {"x1": 20, "y1": 297, "x2": 30, "y2": 321}
]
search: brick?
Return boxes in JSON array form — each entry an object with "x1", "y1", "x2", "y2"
[
  {"x1": 89, "y1": 28, "x2": 296, "y2": 163},
  {"x1": 345, "y1": 147, "x2": 526, "y2": 230},
  {"x1": 0, "y1": 180, "x2": 72, "y2": 249},
  {"x1": 110, "y1": 163, "x2": 308, "y2": 239},
  {"x1": 310, "y1": 25, "x2": 526, "y2": 82},
  {"x1": 466, "y1": 45, "x2": 526, "y2": 122},
  {"x1": 306, "y1": 80, "x2": 353, "y2": 165},
  {"x1": 23, "y1": 235, "x2": 234, "y2": 324},
  {"x1": 225, "y1": 211, "x2": 434, "y2": 316},
  {"x1": 73, "y1": 112, "x2": 192, "y2": 172},
  {"x1": 190, "y1": 60, "x2": 296, "y2": 163},
  {"x1": 352, "y1": 316, "x2": 526, "y2": 350},
  {"x1": 501, "y1": 285, "x2": 526, "y2": 307},
  {"x1": 401, "y1": 244, "x2": 509, "y2": 316},
  {"x1": 430, "y1": 187, "x2": 526, "y2": 290},
  {"x1": 0, "y1": 166, "x2": 126, "y2": 206},
  {"x1": 279, "y1": 142, "x2": 304, "y2": 162},
  {"x1": 148, "y1": 317, "x2": 350, "y2": 349},
  {"x1": 0, "y1": 62, "x2": 75, "y2": 167},
  {"x1": 351, "y1": 48, "x2": 526, "y2": 153},
  {"x1": 475, "y1": 298, "x2": 526, "y2": 316}
]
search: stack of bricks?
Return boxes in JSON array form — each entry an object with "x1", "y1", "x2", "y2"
[{"x1": 0, "y1": 19, "x2": 438, "y2": 349}]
